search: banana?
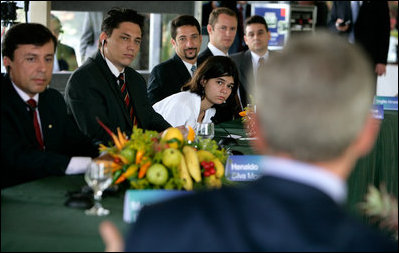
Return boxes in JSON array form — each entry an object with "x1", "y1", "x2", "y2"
[
  {"x1": 177, "y1": 152, "x2": 193, "y2": 190},
  {"x1": 212, "y1": 158, "x2": 225, "y2": 178},
  {"x1": 182, "y1": 146, "x2": 201, "y2": 182},
  {"x1": 197, "y1": 150, "x2": 215, "y2": 162}
]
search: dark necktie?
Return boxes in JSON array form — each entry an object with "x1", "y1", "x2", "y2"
[
  {"x1": 26, "y1": 99, "x2": 44, "y2": 150},
  {"x1": 118, "y1": 73, "x2": 136, "y2": 125}
]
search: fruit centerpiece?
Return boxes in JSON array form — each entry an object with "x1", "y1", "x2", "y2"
[{"x1": 96, "y1": 119, "x2": 228, "y2": 191}]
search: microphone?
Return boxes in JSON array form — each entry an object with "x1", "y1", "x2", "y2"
[{"x1": 211, "y1": 116, "x2": 238, "y2": 148}]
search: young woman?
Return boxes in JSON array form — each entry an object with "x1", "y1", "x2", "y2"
[{"x1": 153, "y1": 56, "x2": 240, "y2": 129}]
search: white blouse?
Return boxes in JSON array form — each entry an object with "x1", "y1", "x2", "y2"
[{"x1": 153, "y1": 91, "x2": 216, "y2": 129}]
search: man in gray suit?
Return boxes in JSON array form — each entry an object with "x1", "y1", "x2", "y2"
[{"x1": 231, "y1": 15, "x2": 271, "y2": 107}]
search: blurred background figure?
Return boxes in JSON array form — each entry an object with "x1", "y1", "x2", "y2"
[
  {"x1": 79, "y1": 12, "x2": 103, "y2": 64},
  {"x1": 328, "y1": 1, "x2": 390, "y2": 94},
  {"x1": 50, "y1": 14, "x2": 78, "y2": 72},
  {"x1": 229, "y1": 1, "x2": 251, "y2": 54}
]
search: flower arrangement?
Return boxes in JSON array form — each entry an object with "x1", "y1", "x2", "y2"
[
  {"x1": 96, "y1": 118, "x2": 228, "y2": 191},
  {"x1": 239, "y1": 104, "x2": 256, "y2": 137},
  {"x1": 359, "y1": 184, "x2": 398, "y2": 240}
]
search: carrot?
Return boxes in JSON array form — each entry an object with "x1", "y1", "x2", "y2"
[
  {"x1": 135, "y1": 150, "x2": 145, "y2": 165},
  {"x1": 115, "y1": 165, "x2": 138, "y2": 184},
  {"x1": 187, "y1": 125, "x2": 195, "y2": 142},
  {"x1": 96, "y1": 117, "x2": 122, "y2": 150},
  {"x1": 98, "y1": 144, "x2": 108, "y2": 152},
  {"x1": 117, "y1": 127, "x2": 128, "y2": 147},
  {"x1": 239, "y1": 111, "x2": 247, "y2": 117},
  {"x1": 138, "y1": 161, "x2": 151, "y2": 179}
]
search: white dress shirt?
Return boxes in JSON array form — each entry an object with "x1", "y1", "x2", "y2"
[
  {"x1": 251, "y1": 51, "x2": 269, "y2": 76},
  {"x1": 208, "y1": 42, "x2": 229, "y2": 56},
  {"x1": 153, "y1": 91, "x2": 216, "y2": 129}
]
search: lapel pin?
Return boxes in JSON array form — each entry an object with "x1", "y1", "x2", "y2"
[{"x1": 48, "y1": 124, "x2": 53, "y2": 129}]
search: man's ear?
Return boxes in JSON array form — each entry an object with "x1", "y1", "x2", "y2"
[
  {"x1": 351, "y1": 115, "x2": 381, "y2": 158},
  {"x1": 267, "y1": 31, "x2": 271, "y2": 41},
  {"x1": 243, "y1": 34, "x2": 249, "y2": 46},
  {"x1": 171, "y1": 38, "x2": 176, "y2": 48},
  {"x1": 3, "y1": 56, "x2": 12, "y2": 73},
  {"x1": 207, "y1": 24, "x2": 213, "y2": 35},
  {"x1": 99, "y1": 32, "x2": 108, "y2": 44},
  {"x1": 250, "y1": 113, "x2": 268, "y2": 155},
  {"x1": 3, "y1": 56, "x2": 11, "y2": 68}
]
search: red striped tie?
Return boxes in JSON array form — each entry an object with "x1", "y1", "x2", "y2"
[
  {"x1": 26, "y1": 99, "x2": 44, "y2": 150},
  {"x1": 117, "y1": 73, "x2": 136, "y2": 125}
]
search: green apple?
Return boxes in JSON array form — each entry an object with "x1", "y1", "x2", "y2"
[
  {"x1": 146, "y1": 163, "x2": 169, "y2": 186},
  {"x1": 162, "y1": 148, "x2": 181, "y2": 168}
]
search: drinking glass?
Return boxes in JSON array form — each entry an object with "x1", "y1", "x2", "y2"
[
  {"x1": 196, "y1": 122, "x2": 215, "y2": 140},
  {"x1": 84, "y1": 161, "x2": 112, "y2": 216}
]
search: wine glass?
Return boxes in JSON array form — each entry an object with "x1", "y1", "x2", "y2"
[
  {"x1": 84, "y1": 161, "x2": 112, "y2": 216},
  {"x1": 196, "y1": 122, "x2": 215, "y2": 140}
]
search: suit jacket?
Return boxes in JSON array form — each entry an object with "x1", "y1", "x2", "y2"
[
  {"x1": 125, "y1": 175, "x2": 397, "y2": 251},
  {"x1": 231, "y1": 50, "x2": 254, "y2": 107},
  {"x1": 1, "y1": 74, "x2": 98, "y2": 188},
  {"x1": 65, "y1": 51, "x2": 171, "y2": 145},
  {"x1": 197, "y1": 47, "x2": 213, "y2": 67},
  {"x1": 147, "y1": 54, "x2": 192, "y2": 105},
  {"x1": 329, "y1": 1, "x2": 390, "y2": 65}
]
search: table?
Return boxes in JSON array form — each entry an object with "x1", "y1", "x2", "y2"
[
  {"x1": 2, "y1": 111, "x2": 397, "y2": 251},
  {"x1": 1, "y1": 175, "x2": 129, "y2": 252}
]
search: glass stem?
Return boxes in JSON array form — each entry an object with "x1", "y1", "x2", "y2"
[{"x1": 94, "y1": 190, "x2": 103, "y2": 205}]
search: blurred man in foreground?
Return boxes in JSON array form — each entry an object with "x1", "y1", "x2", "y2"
[
  {"x1": 99, "y1": 32, "x2": 397, "y2": 251},
  {"x1": 1, "y1": 23, "x2": 98, "y2": 188}
]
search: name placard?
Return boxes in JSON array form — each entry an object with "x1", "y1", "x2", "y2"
[
  {"x1": 371, "y1": 104, "x2": 384, "y2": 119},
  {"x1": 123, "y1": 190, "x2": 190, "y2": 223},
  {"x1": 225, "y1": 155, "x2": 263, "y2": 181},
  {"x1": 374, "y1": 96, "x2": 398, "y2": 111}
]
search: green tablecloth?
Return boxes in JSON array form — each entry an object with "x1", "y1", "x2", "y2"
[
  {"x1": 1, "y1": 111, "x2": 397, "y2": 251},
  {"x1": 1, "y1": 175, "x2": 129, "y2": 252}
]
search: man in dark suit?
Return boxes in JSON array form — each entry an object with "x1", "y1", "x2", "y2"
[
  {"x1": 65, "y1": 8, "x2": 170, "y2": 146},
  {"x1": 99, "y1": 32, "x2": 397, "y2": 251},
  {"x1": 197, "y1": 7, "x2": 238, "y2": 66},
  {"x1": 329, "y1": 1, "x2": 390, "y2": 94},
  {"x1": 231, "y1": 15, "x2": 271, "y2": 107},
  {"x1": 147, "y1": 15, "x2": 202, "y2": 105},
  {"x1": 1, "y1": 23, "x2": 98, "y2": 189}
]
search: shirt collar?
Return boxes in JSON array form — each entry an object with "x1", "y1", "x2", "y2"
[
  {"x1": 12, "y1": 81, "x2": 39, "y2": 104},
  {"x1": 261, "y1": 156, "x2": 347, "y2": 204},
  {"x1": 102, "y1": 52, "x2": 125, "y2": 78},
  {"x1": 208, "y1": 42, "x2": 229, "y2": 57},
  {"x1": 251, "y1": 50, "x2": 269, "y2": 65},
  {"x1": 181, "y1": 59, "x2": 197, "y2": 77}
]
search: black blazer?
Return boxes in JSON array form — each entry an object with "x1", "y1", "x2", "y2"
[
  {"x1": 147, "y1": 54, "x2": 192, "y2": 105},
  {"x1": 65, "y1": 51, "x2": 170, "y2": 145},
  {"x1": 231, "y1": 50, "x2": 253, "y2": 106},
  {"x1": 329, "y1": 1, "x2": 390, "y2": 65},
  {"x1": 197, "y1": 47, "x2": 213, "y2": 67},
  {"x1": 125, "y1": 176, "x2": 397, "y2": 251},
  {"x1": 1, "y1": 74, "x2": 98, "y2": 188}
]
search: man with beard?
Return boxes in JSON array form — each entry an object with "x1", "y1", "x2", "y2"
[{"x1": 147, "y1": 15, "x2": 202, "y2": 105}]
